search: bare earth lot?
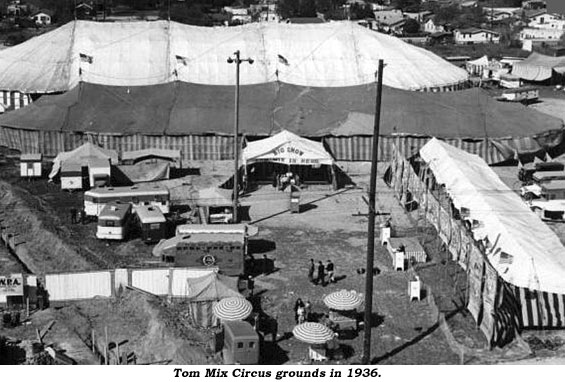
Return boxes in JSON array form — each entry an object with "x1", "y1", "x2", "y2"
[{"x1": 0, "y1": 152, "x2": 560, "y2": 364}]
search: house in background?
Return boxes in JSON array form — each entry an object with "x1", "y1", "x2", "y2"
[
  {"x1": 224, "y1": 6, "x2": 252, "y2": 24},
  {"x1": 31, "y1": 10, "x2": 51, "y2": 26},
  {"x1": 454, "y1": 28, "x2": 501, "y2": 44},
  {"x1": 528, "y1": 11, "x2": 565, "y2": 28},
  {"x1": 424, "y1": 18, "x2": 446, "y2": 34},
  {"x1": 76, "y1": 2, "x2": 95, "y2": 20},
  {"x1": 373, "y1": 9, "x2": 404, "y2": 25},
  {"x1": 6, "y1": 0, "x2": 29, "y2": 17}
]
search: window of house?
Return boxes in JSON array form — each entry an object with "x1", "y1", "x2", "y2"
[{"x1": 237, "y1": 342, "x2": 244, "y2": 349}]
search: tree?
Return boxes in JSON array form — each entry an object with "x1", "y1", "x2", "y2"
[
  {"x1": 349, "y1": 4, "x2": 374, "y2": 20},
  {"x1": 395, "y1": 0, "x2": 421, "y2": 12},
  {"x1": 279, "y1": 0, "x2": 300, "y2": 18},
  {"x1": 403, "y1": 18, "x2": 420, "y2": 34}
]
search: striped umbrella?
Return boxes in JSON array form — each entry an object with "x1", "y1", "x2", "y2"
[
  {"x1": 292, "y1": 322, "x2": 335, "y2": 344},
  {"x1": 323, "y1": 290, "x2": 363, "y2": 311},
  {"x1": 213, "y1": 297, "x2": 253, "y2": 321}
]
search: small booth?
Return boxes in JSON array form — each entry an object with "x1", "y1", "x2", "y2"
[
  {"x1": 60, "y1": 162, "x2": 84, "y2": 190},
  {"x1": 193, "y1": 187, "x2": 236, "y2": 224},
  {"x1": 88, "y1": 158, "x2": 111, "y2": 188},
  {"x1": 409, "y1": 275, "x2": 422, "y2": 301},
  {"x1": 387, "y1": 237, "x2": 427, "y2": 271},
  {"x1": 242, "y1": 130, "x2": 336, "y2": 190},
  {"x1": 290, "y1": 185, "x2": 301, "y2": 213},
  {"x1": 20, "y1": 153, "x2": 42, "y2": 178}
]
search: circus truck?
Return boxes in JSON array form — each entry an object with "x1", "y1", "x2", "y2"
[{"x1": 152, "y1": 224, "x2": 259, "y2": 276}]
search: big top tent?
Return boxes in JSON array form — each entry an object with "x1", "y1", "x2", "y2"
[{"x1": 0, "y1": 20, "x2": 468, "y2": 93}]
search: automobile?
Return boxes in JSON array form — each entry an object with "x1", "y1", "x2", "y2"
[
  {"x1": 518, "y1": 161, "x2": 564, "y2": 183},
  {"x1": 528, "y1": 180, "x2": 565, "y2": 221},
  {"x1": 520, "y1": 171, "x2": 565, "y2": 200}
]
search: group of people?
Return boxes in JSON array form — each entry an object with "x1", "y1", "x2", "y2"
[
  {"x1": 272, "y1": 171, "x2": 300, "y2": 191},
  {"x1": 294, "y1": 298, "x2": 312, "y2": 324},
  {"x1": 308, "y1": 259, "x2": 336, "y2": 286}
]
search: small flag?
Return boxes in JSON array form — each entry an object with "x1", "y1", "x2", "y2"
[
  {"x1": 175, "y1": 55, "x2": 188, "y2": 66},
  {"x1": 277, "y1": 54, "x2": 289, "y2": 66},
  {"x1": 499, "y1": 252, "x2": 513, "y2": 265},
  {"x1": 79, "y1": 53, "x2": 93, "y2": 64}
]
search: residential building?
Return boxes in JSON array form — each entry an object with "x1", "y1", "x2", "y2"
[
  {"x1": 31, "y1": 10, "x2": 51, "y2": 26},
  {"x1": 76, "y1": 2, "x2": 95, "y2": 20},
  {"x1": 522, "y1": 0, "x2": 547, "y2": 10},
  {"x1": 6, "y1": 0, "x2": 29, "y2": 16},
  {"x1": 224, "y1": 6, "x2": 252, "y2": 24},
  {"x1": 528, "y1": 12, "x2": 564, "y2": 28},
  {"x1": 404, "y1": 10, "x2": 433, "y2": 23},
  {"x1": 373, "y1": 9, "x2": 404, "y2": 25},
  {"x1": 520, "y1": 27, "x2": 565, "y2": 41},
  {"x1": 483, "y1": 7, "x2": 520, "y2": 22},
  {"x1": 424, "y1": 18, "x2": 446, "y2": 34},
  {"x1": 454, "y1": 28, "x2": 501, "y2": 44}
]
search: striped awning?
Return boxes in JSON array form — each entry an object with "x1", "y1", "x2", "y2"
[
  {"x1": 292, "y1": 322, "x2": 335, "y2": 344},
  {"x1": 323, "y1": 290, "x2": 364, "y2": 311},
  {"x1": 212, "y1": 297, "x2": 253, "y2": 321}
]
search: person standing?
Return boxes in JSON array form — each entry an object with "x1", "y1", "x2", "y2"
[
  {"x1": 247, "y1": 275, "x2": 255, "y2": 297},
  {"x1": 294, "y1": 298, "x2": 305, "y2": 323},
  {"x1": 70, "y1": 207, "x2": 77, "y2": 224},
  {"x1": 308, "y1": 259, "x2": 315, "y2": 284},
  {"x1": 317, "y1": 261, "x2": 326, "y2": 286},
  {"x1": 326, "y1": 260, "x2": 335, "y2": 284}
]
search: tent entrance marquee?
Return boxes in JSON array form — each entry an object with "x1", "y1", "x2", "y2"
[{"x1": 242, "y1": 130, "x2": 337, "y2": 188}]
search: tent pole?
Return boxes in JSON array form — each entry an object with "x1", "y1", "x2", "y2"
[
  {"x1": 228, "y1": 51, "x2": 253, "y2": 223},
  {"x1": 362, "y1": 59, "x2": 384, "y2": 365}
]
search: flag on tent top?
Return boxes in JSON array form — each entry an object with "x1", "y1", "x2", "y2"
[
  {"x1": 175, "y1": 55, "x2": 188, "y2": 66},
  {"x1": 277, "y1": 54, "x2": 289, "y2": 66},
  {"x1": 79, "y1": 53, "x2": 93, "y2": 64}
]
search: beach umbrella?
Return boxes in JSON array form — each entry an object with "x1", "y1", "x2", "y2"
[
  {"x1": 292, "y1": 322, "x2": 334, "y2": 344},
  {"x1": 323, "y1": 290, "x2": 363, "y2": 311},
  {"x1": 213, "y1": 297, "x2": 253, "y2": 321}
]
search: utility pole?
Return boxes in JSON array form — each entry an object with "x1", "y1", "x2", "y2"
[
  {"x1": 227, "y1": 51, "x2": 253, "y2": 224},
  {"x1": 362, "y1": 59, "x2": 385, "y2": 365}
]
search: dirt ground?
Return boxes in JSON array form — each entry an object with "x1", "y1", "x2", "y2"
[{"x1": 0, "y1": 151, "x2": 551, "y2": 365}]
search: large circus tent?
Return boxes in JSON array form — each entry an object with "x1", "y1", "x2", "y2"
[{"x1": 0, "y1": 20, "x2": 562, "y2": 164}]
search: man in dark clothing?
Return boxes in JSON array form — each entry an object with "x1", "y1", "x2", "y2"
[
  {"x1": 317, "y1": 261, "x2": 326, "y2": 286},
  {"x1": 308, "y1": 259, "x2": 315, "y2": 284},
  {"x1": 70, "y1": 207, "x2": 78, "y2": 224},
  {"x1": 247, "y1": 275, "x2": 255, "y2": 297},
  {"x1": 326, "y1": 260, "x2": 336, "y2": 283}
]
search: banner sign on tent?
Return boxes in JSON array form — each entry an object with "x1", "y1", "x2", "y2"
[
  {"x1": 480, "y1": 262, "x2": 498, "y2": 344},
  {"x1": 0, "y1": 275, "x2": 23, "y2": 296},
  {"x1": 467, "y1": 247, "x2": 484, "y2": 325}
]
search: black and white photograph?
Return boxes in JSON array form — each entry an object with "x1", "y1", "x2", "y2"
[{"x1": 1, "y1": 0, "x2": 565, "y2": 375}]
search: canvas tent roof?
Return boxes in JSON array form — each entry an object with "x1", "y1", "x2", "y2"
[
  {"x1": 193, "y1": 187, "x2": 233, "y2": 207},
  {"x1": 0, "y1": 20, "x2": 467, "y2": 93},
  {"x1": 243, "y1": 130, "x2": 334, "y2": 166},
  {"x1": 512, "y1": 53, "x2": 565, "y2": 82},
  {"x1": 122, "y1": 148, "x2": 181, "y2": 163},
  {"x1": 466, "y1": 55, "x2": 489, "y2": 68},
  {"x1": 420, "y1": 138, "x2": 565, "y2": 295},
  {"x1": 0, "y1": 82, "x2": 561, "y2": 139},
  {"x1": 48, "y1": 142, "x2": 118, "y2": 180},
  {"x1": 185, "y1": 271, "x2": 242, "y2": 302}
]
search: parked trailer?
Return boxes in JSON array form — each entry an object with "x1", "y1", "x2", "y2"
[
  {"x1": 135, "y1": 205, "x2": 167, "y2": 244},
  {"x1": 96, "y1": 203, "x2": 133, "y2": 240},
  {"x1": 520, "y1": 171, "x2": 565, "y2": 199},
  {"x1": 84, "y1": 184, "x2": 170, "y2": 216},
  {"x1": 500, "y1": 86, "x2": 539, "y2": 103},
  {"x1": 153, "y1": 232, "x2": 246, "y2": 276},
  {"x1": 529, "y1": 180, "x2": 565, "y2": 221}
]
